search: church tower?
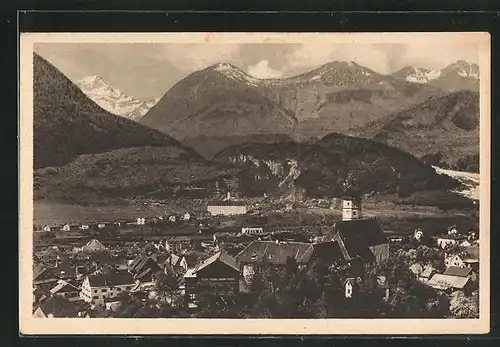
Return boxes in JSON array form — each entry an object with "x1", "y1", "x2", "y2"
[{"x1": 342, "y1": 187, "x2": 362, "y2": 221}]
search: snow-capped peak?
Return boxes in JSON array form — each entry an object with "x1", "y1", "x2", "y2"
[
  {"x1": 446, "y1": 60, "x2": 480, "y2": 79},
  {"x1": 76, "y1": 76, "x2": 159, "y2": 121},
  {"x1": 399, "y1": 66, "x2": 441, "y2": 84},
  {"x1": 212, "y1": 62, "x2": 264, "y2": 87}
]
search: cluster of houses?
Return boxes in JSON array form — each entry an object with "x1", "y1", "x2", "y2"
[
  {"x1": 35, "y1": 212, "x2": 199, "y2": 233},
  {"x1": 408, "y1": 226, "x2": 479, "y2": 294},
  {"x1": 32, "y1": 189, "x2": 479, "y2": 317},
  {"x1": 33, "y1": 189, "x2": 397, "y2": 316}
]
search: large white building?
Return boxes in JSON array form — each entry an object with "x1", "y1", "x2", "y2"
[
  {"x1": 207, "y1": 201, "x2": 247, "y2": 216},
  {"x1": 80, "y1": 270, "x2": 136, "y2": 307}
]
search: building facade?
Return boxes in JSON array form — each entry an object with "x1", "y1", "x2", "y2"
[
  {"x1": 207, "y1": 201, "x2": 247, "y2": 216},
  {"x1": 80, "y1": 270, "x2": 136, "y2": 307}
]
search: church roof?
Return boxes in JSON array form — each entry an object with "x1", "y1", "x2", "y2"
[
  {"x1": 342, "y1": 186, "x2": 361, "y2": 199},
  {"x1": 329, "y1": 218, "x2": 388, "y2": 262},
  {"x1": 236, "y1": 241, "x2": 315, "y2": 266}
]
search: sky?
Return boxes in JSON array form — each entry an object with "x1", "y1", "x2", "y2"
[{"x1": 35, "y1": 42, "x2": 479, "y2": 100}]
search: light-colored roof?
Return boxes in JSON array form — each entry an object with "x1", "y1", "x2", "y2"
[
  {"x1": 427, "y1": 274, "x2": 470, "y2": 290},
  {"x1": 183, "y1": 268, "x2": 196, "y2": 278}
]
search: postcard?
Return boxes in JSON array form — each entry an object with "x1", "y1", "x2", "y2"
[{"x1": 19, "y1": 32, "x2": 490, "y2": 334}]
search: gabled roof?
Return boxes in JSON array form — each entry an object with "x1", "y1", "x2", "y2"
[
  {"x1": 49, "y1": 279, "x2": 79, "y2": 295},
  {"x1": 443, "y1": 266, "x2": 473, "y2": 278},
  {"x1": 333, "y1": 218, "x2": 388, "y2": 248},
  {"x1": 236, "y1": 241, "x2": 315, "y2": 266},
  {"x1": 87, "y1": 270, "x2": 135, "y2": 287},
  {"x1": 83, "y1": 239, "x2": 107, "y2": 252},
  {"x1": 194, "y1": 251, "x2": 239, "y2": 273}
]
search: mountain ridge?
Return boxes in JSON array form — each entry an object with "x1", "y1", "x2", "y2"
[
  {"x1": 76, "y1": 75, "x2": 159, "y2": 121},
  {"x1": 33, "y1": 53, "x2": 198, "y2": 169}
]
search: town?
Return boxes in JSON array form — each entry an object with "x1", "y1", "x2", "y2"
[{"x1": 32, "y1": 189, "x2": 480, "y2": 319}]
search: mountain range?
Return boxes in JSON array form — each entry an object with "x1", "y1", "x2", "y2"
[
  {"x1": 391, "y1": 60, "x2": 479, "y2": 92},
  {"x1": 76, "y1": 75, "x2": 159, "y2": 121},
  {"x1": 141, "y1": 61, "x2": 445, "y2": 141},
  {"x1": 32, "y1": 54, "x2": 478, "y2": 204}
]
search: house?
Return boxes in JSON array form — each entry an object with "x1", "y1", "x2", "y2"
[
  {"x1": 97, "y1": 223, "x2": 107, "y2": 229},
  {"x1": 445, "y1": 245, "x2": 479, "y2": 272},
  {"x1": 43, "y1": 225, "x2": 51, "y2": 232},
  {"x1": 183, "y1": 251, "x2": 241, "y2": 302},
  {"x1": 241, "y1": 227, "x2": 265, "y2": 235},
  {"x1": 413, "y1": 229, "x2": 424, "y2": 242},
  {"x1": 236, "y1": 241, "x2": 315, "y2": 281},
  {"x1": 61, "y1": 224, "x2": 71, "y2": 231},
  {"x1": 418, "y1": 267, "x2": 436, "y2": 283},
  {"x1": 167, "y1": 214, "x2": 177, "y2": 223},
  {"x1": 207, "y1": 201, "x2": 247, "y2": 216},
  {"x1": 80, "y1": 269, "x2": 136, "y2": 307},
  {"x1": 183, "y1": 212, "x2": 194, "y2": 221},
  {"x1": 427, "y1": 266, "x2": 475, "y2": 292},
  {"x1": 344, "y1": 277, "x2": 361, "y2": 298},
  {"x1": 128, "y1": 255, "x2": 162, "y2": 283},
  {"x1": 49, "y1": 279, "x2": 80, "y2": 301},
  {"x1": 33, "y1": 296, "x2": 81, "y2": 318},
  {"x1": 80, "y1": 224, "x2": 90, "y2": 230},
  {"x1": 136, "y1": 217, "x2": 146, "y2": 225},
  {"x1": 445, "y1": 254, "x2": 467, "y2": 268},
  {"x1": 163, "y1": 253, "x2": 188, "y2": 275}
]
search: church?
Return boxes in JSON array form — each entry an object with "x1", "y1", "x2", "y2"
[{"x1": 314, "y1": 188, "x2": 390, "y2": 269}]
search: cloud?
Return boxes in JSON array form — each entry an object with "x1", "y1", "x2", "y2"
[
  {"x1": 159, "y1": 43, "x2": 240, "y2": 71},
  {"x1": 247, "y1": 60, "x2": 284, "y2": 79}
]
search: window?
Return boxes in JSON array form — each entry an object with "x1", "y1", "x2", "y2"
[
  {"x1": 102, "y1": 289, "x2": 107, "y2": 292},
  {"x1": 93, "y1": 296, "x2": 98, "y2": 299},
  {"x1": 93, "y1": 289, "x2": 97, "y2": 293},
  {"x1": 117, "y1": 287, "x2": 121, "y2": 292}
]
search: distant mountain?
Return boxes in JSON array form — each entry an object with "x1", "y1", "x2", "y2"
[
  {"x1": 214, "y1": 133, "x2": 459, "y2": 199},
  {"x1": 76, "y1": 75, "x2": 159, "y2": 121},
  {"x1": 141, "y1": 63, "x2": 297, "y2": 139},
  {"x1": 33, "y1": 53, "x2": 195, "y2": 169},
  {"x1": 141, "y1": 61, "x2": 443, "y2": 140},
  {"x1": 372, "y1": 90, "x2": 479, "y2": 172},
  {"x1": 392, "y1": 60, "x2": 479, "y2": 92}
]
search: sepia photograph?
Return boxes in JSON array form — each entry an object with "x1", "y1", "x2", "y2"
[{"x1": 19, "y1": 32, "x2": 490, "y2": 335}]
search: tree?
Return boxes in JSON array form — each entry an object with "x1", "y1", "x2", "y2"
[
  {"x1": 449, "y1": 291, "x2": 479, "y2": 318},
  {"x1": 155, "y1": 271, "x2": 180, "y2": 304}
]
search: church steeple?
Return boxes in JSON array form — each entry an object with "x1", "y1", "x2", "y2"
[{"x1": 342, "y1": 186, "x2": 362, "y2": 221}]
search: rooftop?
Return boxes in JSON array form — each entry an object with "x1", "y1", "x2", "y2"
[
  {"x1": 208, "y1": 201, "x2": 247, "y2": 206},
  {"x1": 427, "y1": 273, "x2": 470, "y2": 290},
  {"x1": 194, "y1": 251, "x2": 240, "y2": 274},
  {"x1": 87, "y1": 270, "x2": 135, "y2": 287},
  {"x1": 443, "y1": 266, "x2": 473, "y2": 278},
  {"x1": 236, "y1": 241, "x2": 315, "y2": 266}
]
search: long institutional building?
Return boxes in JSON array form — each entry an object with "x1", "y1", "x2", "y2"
[{"x1": 206, "y1": 200, "x2": 247, "y2": 216}]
